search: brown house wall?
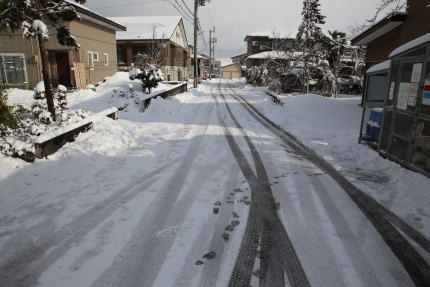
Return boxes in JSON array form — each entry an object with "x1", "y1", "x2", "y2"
[
  {"x1": 366, "y1": 0, "x2": 430, "y2": 62},
  {"x1": 0, "y1": 19, "x2": 120, "y2": 88},
  {"x1": 69, "y1": 19, "x2": 119, "y2": 85}
]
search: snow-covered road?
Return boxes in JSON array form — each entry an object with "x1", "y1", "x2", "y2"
[{"x1": 0, "y1": 80, "x2": 427, "y2": 286}]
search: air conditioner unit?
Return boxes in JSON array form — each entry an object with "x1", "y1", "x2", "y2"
[{"x1": 252, "y1": 41, "x2": 258, "y2": 46}]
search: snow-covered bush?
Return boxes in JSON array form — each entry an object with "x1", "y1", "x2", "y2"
[
  {"x1": 0, "y1": 90, "x2": 20, "y2": 137},
  {"x1": 110, "y1": 88, "x2": 138, "y2": 111},
  {"x1": 129, "y1": 65, "x2": 164, "y2": 94},
  {"x1": 31, "y1": 84, "x2": 71, "y2": 124},
  {"x1": 34, "y1": 81, "x2": 46, "y2": 99},
  {"x1": 339, "y1": 76, "x2": 363, "y2": 95},
  {"x1": 1, "y1": 85, "x2": 92, "y2": 160},
  {"x1": 56, "y1": 85, "x2": 68, "y2": 110},
  {"x1": 246, "y1": 65, "x2": 268, "y2": 87}
]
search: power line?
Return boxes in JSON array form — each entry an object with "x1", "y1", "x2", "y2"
[
  {"x1": 167, "y1": 0, "x2": 193, "y2": 24},
  {"x1": 174, "y1": 0, "x2": 194, "y2": 20},
  {"x1": 180, "y1": 0, "x2": 194, "y2": 17},
  {"x1": 88, "y1": 0, "x2": 167, "y2": 10}
]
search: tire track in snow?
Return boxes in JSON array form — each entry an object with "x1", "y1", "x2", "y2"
[
  {"x1": 225, "y1": 82, "x2": 430, "y2": 286},
  {"x1": 213, "y1": 85, "x2": 310, "y2": 287},
  {"x1": 0, "y1": 170, "x2": 166, "y2": 287},
  {"x1": 91, "y1": 98, "x2": 217, "y2": 287}
]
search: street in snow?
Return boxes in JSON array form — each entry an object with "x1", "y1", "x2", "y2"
[{"x1": 0, "y1": 78, "x2": 429, "y2": 286}]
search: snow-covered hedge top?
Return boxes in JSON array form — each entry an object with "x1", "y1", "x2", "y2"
[
  {"x1": 366, "y1": 60, "x2": 391, "y2": 74},
  {"x1": 57, "y1": 85, "x2": 67, "y2": 92},
  {"x1": 389, "y1": 33, "x2": 430, "y2": 58}
]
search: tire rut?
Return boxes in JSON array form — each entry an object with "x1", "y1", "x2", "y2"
[
  {"x1": 225, "y1": 82, "x2": 430, "y2": 286},
  {"x1": 213, "y1": 85, "x2": 310, "y2": 287}
]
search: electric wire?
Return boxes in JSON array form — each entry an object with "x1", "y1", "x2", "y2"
[{"x1": 88, "y1": 0, "x2": 168, "y2": 10}]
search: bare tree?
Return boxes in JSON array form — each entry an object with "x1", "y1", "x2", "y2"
[
  {"x1": 264, "y1": 30, "x2": 303, "y2": 93},
  {"x1": 132, "y1": 27, "x2": 166, "y2": 72}
]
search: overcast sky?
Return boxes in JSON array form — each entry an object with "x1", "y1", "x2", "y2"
[{"x1": 86, "y1": 0, "x2": 386, "y2": 58}]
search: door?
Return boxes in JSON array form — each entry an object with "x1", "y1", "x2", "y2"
[{"x1": 56, "y1": 52, "x2": 72, "y2": 87}]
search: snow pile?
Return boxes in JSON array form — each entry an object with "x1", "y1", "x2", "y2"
[{"x1": 54, "y1": 113, "x2": 139, "y2": 158}]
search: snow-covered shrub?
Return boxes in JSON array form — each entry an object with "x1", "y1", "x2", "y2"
[
  {"x1": 31, "y1": 98, "x2": 52, "y2": 124},
  {"x1": 246, "y1": 65, "x2": 268, "y2": 87},
  {"x1": 0, "y1": 90, "x2": 20, "y2": 137},
  {"x1": 129, "y1": 66, "x2": 164, "y2": 94},
  {"x1": 339, "y1": 76, "x2": 363, "y2": 95},
  {"x1": 110, "y1": 88, "x2": 138, "y2": 111},
  {"x1": 56, "y1": 85, "x2": 68, "y2": 109},
  {"x1": 34, "y1": 81, "x2": 46, "y2": 99},
  {"x1": 31, "y1": 84, "x2": 71, "y2": 124}
]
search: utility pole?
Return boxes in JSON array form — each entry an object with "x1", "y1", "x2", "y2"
[
  {"x1": 209, "y1": 27, "x2": 215, "y2": 79},
  {"x1": 193, "y1": 0, "x2": 211, "y2": 88},
  {"x1": 193, "y1": 0, "x2": 198, "y2": 88}
]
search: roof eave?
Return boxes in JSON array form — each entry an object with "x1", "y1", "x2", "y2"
[
  {"x1": 75, "y1": 6, "x2": 126, "y2": 31},
  {"x1": 351, "y1": 12, "x2": 406, "y2": 46}
]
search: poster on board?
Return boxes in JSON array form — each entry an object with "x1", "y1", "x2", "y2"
[
  {"x1": 423, "y1": 80, "x2": 430, "y2": 105},
  {"x1": 397, "y1": 82, "x2": 409, "y2": 110},
  {"x1": 411, "y1": 63, "x2": 423, "y2": 83},
  {"x1": 389, "y1": 82, "x2": 395, "y2": 100},
  {"x1": 407, "y1": 83, "x2": 419, "y2": 106}
]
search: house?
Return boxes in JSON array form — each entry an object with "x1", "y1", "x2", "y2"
[
  {"x1": 245, "y1": 51, "x2": 302, "y2": 68},
  {"x1": 221, "y1": 63, "x2": 243, "y2": 80},
  {"x1": 352, "y1": 0, "x2": 430, "y2": 177},
  {"x1": 351, "y1": 0, "x2": 430, "y2": 71},
  {"x1": 110, "y1": 16, "x2": 189, "y2": 81},
  {"x1": 0, "y1": 3, "x2": 126, "y2": 89},
  {"x1": 231, "y1": 53, "x2": 247, "y2": 66},
  {"x1": 244, "y1": 31, "x2": 297, "y2": 57},
  {"x1": 207, "y1": 58, "x2": 233, "y2": 78}
]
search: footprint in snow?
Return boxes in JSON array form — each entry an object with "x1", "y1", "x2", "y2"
[{"x1": 195, "y1": 251, "x2": 217, "y2": 265}]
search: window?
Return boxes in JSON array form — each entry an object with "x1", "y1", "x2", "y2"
[
  {"x1": 0, "y1": 53, "x2": 28, "y2": 88},
  {"x1": 135, "y1": 45, "x2": 148, "y2": 55},
  {"x1": 104, "y1": 53, "x2": 109, "y2": 66},
  {"x1": 117, "y1": 46, "x2": 125, "y2": 64},
  {"x1": 88, "y1": 51, "x2": 94, "y2": 67},
  {"x1": 93, "y1": 52, "x2": 99, "y2": 62}
]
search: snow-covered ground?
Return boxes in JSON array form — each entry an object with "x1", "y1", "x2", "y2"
[
  {"x1": 228, "y1": 80, "x2": 430, "y2": 238},
  {"x1": 0, "y1": 77, "x2": 429, "y2": 286}
]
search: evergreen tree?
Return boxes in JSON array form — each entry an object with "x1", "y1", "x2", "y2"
[
  {"x1": 0, "y1": 0, "x2": 86, "y2": 121},
  {"x1": 321, "y1": 30, "x2": 347, "y2": 97},
  {"x1": 296, "y1": 0, "x2": 326, "y2": 93}
]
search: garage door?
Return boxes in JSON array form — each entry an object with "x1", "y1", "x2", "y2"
[{"x1": 231, "y1": 72, "x2": 241, "y2": 79}]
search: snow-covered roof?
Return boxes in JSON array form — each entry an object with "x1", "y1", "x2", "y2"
[
  {"x1": 366, "y1": 60, "x2": 391, "y2": 74},
  {"x1": 221, "y1": 63, "x2": 241, "y2": 69},
  {"x1": 389, "y1": 33, "x2": 430, "y2": 58},
  {"x1": 65, "y1": 1, "x2": 125, "y2": 31},
  {"x1": 245, "y1": 31, "x2": 298, "y2": 39},
  {"x1": 247, "y1": 51, "x2": 302, "y2": 60},
  {"x1": 109, "y1": 16, "x2": 182, "y2": 41},
  {"x1": 216, "y1": 58, "x2": 233, "y2": 67}
]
